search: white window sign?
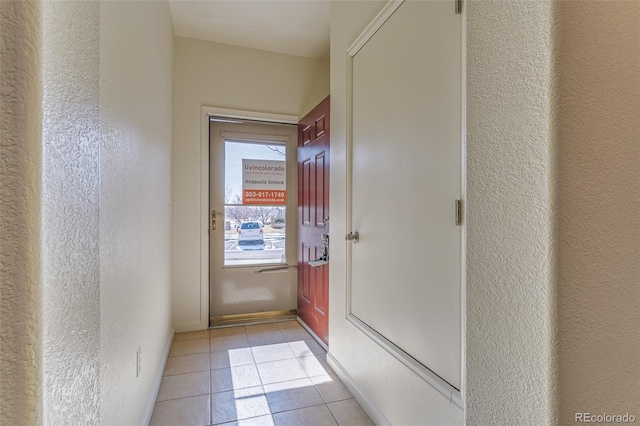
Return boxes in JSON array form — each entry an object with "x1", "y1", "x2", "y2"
[{"x1": 242, "y1": 159, "x2": 286, "y2": 205}]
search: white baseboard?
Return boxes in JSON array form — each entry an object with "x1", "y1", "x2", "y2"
[
  {"x1": 141, "y1": 327, "x2": 174, "y2": 426},
  {"x1": 326, "y1": 352, "x2": 391, "y2": 426}
]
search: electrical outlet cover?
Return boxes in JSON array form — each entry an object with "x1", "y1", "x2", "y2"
[{"x1": 136, "y1": 346, "x2": 142, "y2": 377}]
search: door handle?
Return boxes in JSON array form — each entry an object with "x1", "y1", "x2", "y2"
[
  {"x1": 211, "y1": 210, "x2": 224, "y2": 231},
  {"x1": 309, "y1": 258, "x2": 328, "y2": 269},
  {"x1": 345, "y1": 232, "x2": 359, "y2": 244}
]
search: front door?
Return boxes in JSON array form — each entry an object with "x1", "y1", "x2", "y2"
[
  {"x1": 209, "y1": 120, "x2": 298, "y2": 320},
  {"x1": 297, "y1": 96, "x2": 330, "y2": 344}
]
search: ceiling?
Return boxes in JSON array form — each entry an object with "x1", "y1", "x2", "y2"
[{"x1": 169, "y1": 1, "x2": 331, "y2": 59}]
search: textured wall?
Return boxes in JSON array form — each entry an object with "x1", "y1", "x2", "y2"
[
  {"x1": 329, "y1": 1, "x2": 464, "y2": 424},
  {"x1": 0, "y1": 1, "x2": 42, "y2": 424},
  {"x1": 466, "y1": 0, "x2": 556, "y2": 423},
  {"x1": 556, "y1": 1, "x2": 640, "y2": 422},
  {"x1": 39, "y1": 1, "x2": 174, "y2": 424},
  {"x1": 41, "y1": 1, "x2": 101, "y2": 423},
  {"x1": 172, "y1": 37, "x2": 321, "y2": 331},
  {"x1": 99, "y1": 2, "x2": 174, "y2": 424}
]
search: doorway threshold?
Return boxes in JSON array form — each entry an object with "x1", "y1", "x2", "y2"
[{"x1": 209, "y1": 309, "x2": 297, "y2": 329}]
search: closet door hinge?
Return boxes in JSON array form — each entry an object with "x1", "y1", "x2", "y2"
[
  {"x1": 455, "y1": 199, "x2": 463, "y2": 226},
  {"x1": 455, "y1": 0, "x2": 462, "y2": 14}
]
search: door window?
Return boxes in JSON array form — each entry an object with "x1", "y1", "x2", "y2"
[{"x1": 223, "y1": 140, "x2": 287, "y2": 267}]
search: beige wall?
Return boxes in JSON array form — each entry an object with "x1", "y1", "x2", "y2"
[
  {"x1": 3, "y1": 1, "x2": 175, "y2": 424},
  {"x1": 467, "y1": 0, "x2": 640, "y2": 423},
  {"x1": 328, "y1": 1, "x2": 464, "y2": 424},
  {"x1": 0, "y1": 1, "x2": 42, "y2": 424},
  {"x1": 99, "y1": 2, "x2": 174, "y2": 424},
  {"x1": 556, "y1": 1, "x2": 640, "y2": 422},
  {"x1": 172, "y1": 37, "x2": 327, "y2": 331},
  {"x1": 300, "y1": 59, "x2": 330, "y2": 118},
  {"x1": 41, "y1": 2, "x2": 101, "y2": 423},
  {"x1": 466, "y1": 1, "x2": 556, "y2": 423}
]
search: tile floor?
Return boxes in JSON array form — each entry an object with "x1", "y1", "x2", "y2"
[{"x1": 150, "y1": 321, "x2": 374, "y2": 426}]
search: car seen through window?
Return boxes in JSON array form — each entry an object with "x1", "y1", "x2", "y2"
[{"x1": 237, "y1": 221, "x2": 264, "y2": 246}]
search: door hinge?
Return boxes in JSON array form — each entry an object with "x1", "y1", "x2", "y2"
[
  {"x1": 455, "y1": 199, "x2": 463, "y2": 226},
  {"x1": 455, "y1": 0, "x2": 462, "y2": 14}
]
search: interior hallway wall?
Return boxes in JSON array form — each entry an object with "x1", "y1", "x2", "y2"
[
  {"x1": 300, "y1": 59, "x2": 330, "y2": 118},
  {"x1": 466, "y1": 1, "x2": 556, "y2": 423},
  {"x1": 39, "y1": 1, "x2": 174, "y2": 424},
  {"x1": 0, "y1": 1, "x2": 42, "y2": 424},
  {"x1": 556, "y1": 1, "x2": 640, "y2": 422},
  {"x1": 99, "y1": 2, "x2": 174, "y2": 425},
  {"x1": 41, "y1": 2, "x2": 101, "y2": 423},
  {"x1": 172, "y1": 37, "x2": 327, "y2": 331}
]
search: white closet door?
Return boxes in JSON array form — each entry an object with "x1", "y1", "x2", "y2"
[{"x1": 349, "y1": 0, "x2": 462, "y2": 389}]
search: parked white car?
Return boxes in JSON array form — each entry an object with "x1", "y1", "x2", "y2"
[{"x1": 237, "y1": 221, "x2": 264, "y2": 247}]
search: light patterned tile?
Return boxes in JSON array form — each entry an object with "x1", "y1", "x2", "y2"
[
  {"x1": 211, "y1": 347, "x2": 255, "y2": 370},
  {"x1": 276, "y1": 321, "x2": 303, "y2": 331},
  {"x1": 298, "y1": 354, "x2": 332, "y2": 378},
  {"x1": 245, "y1": 323, "x2": 280, "y2": 334},
  {"x1": 150, "y1": 394, "x2": 210, "y2": 426},
  {"x1": 327, "y1": 399, "x2": 374, "y2": 426},
  {"x1": 264, "y1": 378, "x2": 324, "y2": 413},
  {"x1": 217, "y1": 415, "x2": 275, "y2": 426},
  {"x1": 280, "y1": 327, "x2": 313, "y2": 342},
  {"x1": 211, "y1": 386, "x2": 270, "y2": 425},
  {"x1": 169, "y1": 338, "x2": 210, "y2": 357},
  {"x1": 247, "y1": 331, "x2": 286, "y2": 346},
  {"x1": 311, "y1": 374, "x2": 353, "y2": 403},
  {"x1": 273, "y1": 404, "x2": 338, "y2": 426},
  {"x1": 212, "y1": 364, "x2": 262, "y2": 393},
  {"x1": 211, "y1": 334, "x2": 250, "y2": 352},
  {"x1": 156, "y1": 371, "x2": 210, "y2": 402},
  {"x1": 164, "y1": 352, "x2": 210, "y2": 376},
  {"x1": 174, "y1": 329, "x2": 210, "y2": 342},
  {"x1": 256, "y1": 358, "x2": 307, "y2": 385},
  {"x1": 211, "y1": 326, "x2": 247, "y2": 338},
  {"x1": 288, "y1": 340, "x2": 325, "y2": 358},
  {"x1": 251, "y1": 343, "x2": 295, "y2": 364}
]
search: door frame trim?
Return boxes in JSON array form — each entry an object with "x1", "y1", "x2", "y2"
[{"x1": 198, "y1": 106, "x2": 298, "y2": 330}]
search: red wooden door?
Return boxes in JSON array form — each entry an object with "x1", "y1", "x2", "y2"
[{"x1": 298, "y1": 96, "x2": 330, "y2": 345}]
